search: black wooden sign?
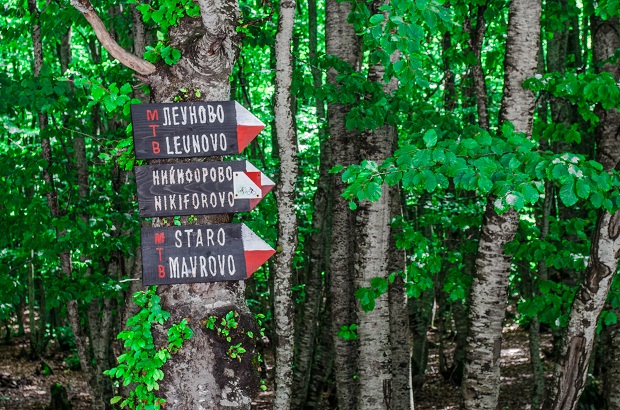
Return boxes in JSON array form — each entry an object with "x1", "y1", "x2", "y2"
[
  {"x1": 134, "y1": 160, "x2": 274, "y2": 217},
  {"x1": 141, "y1": 223, "x2": 275, "y2": 285},
  {"x1": 131, "y1": 101, "x2": 265, "y2": 159}
]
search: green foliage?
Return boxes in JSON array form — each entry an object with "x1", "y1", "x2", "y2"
[
  {"x1": 337, "y1": 324, "x2": 358, "y2": 341},
  {"x1": 339, "y1": 123, "x2": 620, "y2": 214},
  {"x1": 131, "y1": 0, "x2": 200, "y2": 66},
  {"x1": 355, "y1": 276, "x2": 392, "y2": 312},
  {"x1": 203, "y1": 310, "x2": 258, "y2": 361},
  {"x1": 524, "y1": 71, "x2": 620, "y2": 124},
  {"x1": 133, "y1": 0, "x2": 200, "y2": 32},
  {"x1": 104, "y1": 288, "x2": 193, "y2": 409}
]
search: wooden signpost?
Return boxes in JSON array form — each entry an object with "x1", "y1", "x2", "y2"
[
  {"x1": 131, "y1": 101, "x2": 265, "y2": 159},
  {"x1": 134, "y1": 160, "x2": 275, "y2": 217},
  {"x1": 131, "y1": 101, "x2": 275, "y2": 285},
  {"x1": 141, "y1": 223, "x2": 275, "y2": 286}
]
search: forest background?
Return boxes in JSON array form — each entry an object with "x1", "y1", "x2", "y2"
[{"x1": 3, "y1": 0, "x2": 620, "y2": 409}]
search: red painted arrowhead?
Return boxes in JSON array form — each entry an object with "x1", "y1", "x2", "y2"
[
  {"x1": 244, "y1": 162, "x2": 275, "y2": 210},
  {"x1": 235, "y1": 102, "x2": 265, "y2": 153},
  {"x1": 237, "y1": 125, "x2": 265, "y2": 153},
  {"x1": 241, "y1": 224, "x2": 275, "y2": 277},
  {"x1": 245, "y1": 250, "x2": 276, "y2": 278}
]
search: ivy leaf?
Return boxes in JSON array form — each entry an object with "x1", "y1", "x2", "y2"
[{"x1": 559, "y1": 180, "x2": 578, "y2": 206}]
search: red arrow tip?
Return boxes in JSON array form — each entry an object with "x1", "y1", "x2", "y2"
[
  {"x1": 245, "y1": 250, "x2": 276, "y2": 278},
  {"x1": 237, "y1": 125, "x2": 264, "y2": 153}
]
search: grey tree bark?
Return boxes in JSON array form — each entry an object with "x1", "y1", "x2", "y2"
[
  {"x1": 461, "y1": 0, "x2": 541, "y2": 408},
  {"x1": 272, "y1": 0, "x2": 298, "y2": 408},
  {"x1": 546, "y1": 16, "x2": 620, "y2": 410},
  {"x1": 291, "y1": 0, "x2": 333, "y2": 397},
  {"x1": 464, "y1": 4, "x2": 489, "y2": 130},
  {"x1": 387, "y1": 185, "x2": 414, "y2": 410},
  {"x1": 325, "y1": 0, "x2": 363, "y2": 408},
  {"x1": 71, "y1": 1, "x2": 261, "y2": 408},
  {"x1": 355, "y1": 3, "x2": 400, "y2": 407}
]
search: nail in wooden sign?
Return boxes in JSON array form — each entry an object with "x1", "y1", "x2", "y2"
[
  {"x1": 141, "y1": 223, "x2": 275, "y2": 285},
  {"x1": 134, "y1": 160, "x2": 275, "y2": 217},
  {"x1": 131, "y1": 101, "x2": 265, "y2": 159}
]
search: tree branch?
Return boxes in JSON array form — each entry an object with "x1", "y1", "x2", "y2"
[{"x1": 70, "y1": 0, "x2": 156, "y2": 75}]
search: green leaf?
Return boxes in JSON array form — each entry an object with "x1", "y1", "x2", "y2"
[
  {"x1": 369, "y1": 14, "x2": 385, "y2": 25},
  {"x1": 575, "y1": 179, "x2": 591, "y2": 199},
  {"x1": 402, "y1": 169, "x2": 417, "y2": 188},
  {"x1": 591, "y1": 192, "x2": 604, "y2": 208},
  {"x1": 370, "y1": 277, "x2": 388, "y2": 294},
  {"x1": 422, "y1": 169, "x2": 438, "y2": 192},
  {"x1": 522, "y1": 183, "x2": 540, "y2": 204},
  {"x1": 559, "y1": 180, "x2": 578, "y2": 207},
  {"x1": 477, "y1": 176, "x2": 493, "y2": 193},
  {"x1": 423, "y1": 129, "x2": 437, "y2": 148},
  {"x1": 330, "y1": 164, "x2": 344, "y2": 175},
  {"x1": 604, "y1": 311, "x2": 618, "y2": 326},
  {"x1": 110, "y1": 396, "x2": 123, "y2": 405}
]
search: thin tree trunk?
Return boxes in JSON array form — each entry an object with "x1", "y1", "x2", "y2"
[
  {"x1": 462, "y1": 0, "x2": 540, "y2": 407},
  {"x1": 290, "y1": 5, "x2": 331, "y2": 404},
  {"x1": 355, "y1": 4, "x2": 399, "y2": 406},
  {"x1": 387, "y1": 185, "x2": 414, "y2": 410},
  {"x1": 291, "y1": 120, "x2": 332, "y2": 406},
  {"x1": 325, "y1": 0, "x2": 362, "y2": 408},
  {"x1": 529, "y1": 182, "x2": 552, "y2": 410},
  {"x1": 272, "y1": 0, "x2": 298, "y2": 407},
  {"x1": 546, "y1": 16, "x2": 620, "y2": 410},
  {"x1": 464, "y1": 5, "x2": 489, "y2": 130},
  {"x1": 28, "y1": 249, "x2": 45, "y2": 358},
  {"x1": 604, "y1": 323, "x2": 620, "y2": 408}
]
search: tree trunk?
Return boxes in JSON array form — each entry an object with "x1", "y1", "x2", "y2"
[
  {"x1": 462, "y1": 2, "x2": 540, "y2": 407},
  {"x1": 71, "y1": 1, "x2": 261, "y2": 408},
  {"x1": 604, "y1": 323, "x2": 620, "y2": 408},
  {"x1": 355, "y1": 5, "x2": 399, "y2": 407},
  {"x1": 272, "y1": 0, "x2": 298, "y2": 407},
  {"x1": 464, "y1": 4, "x2": 489, "y2": 130},
  {"x1": 387, "y1": 185, "x2": 414, "y2": 410},
  {"x1": 546, "y1": 16, "x2": 620, "y2": 410},
  {"x1": 290, "y1": 3, "x2": 331, "y2": 404},
  {"x1": 325, "y1": 0, "x2": 362, "y2": 408}
]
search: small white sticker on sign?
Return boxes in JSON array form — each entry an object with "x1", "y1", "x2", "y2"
[{"x1": 233, "y1": 172, "x2": 262, "y2": 199}]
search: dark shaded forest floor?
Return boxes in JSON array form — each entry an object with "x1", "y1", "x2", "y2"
[
  {"x1": 0, "y1": 322, "x2": 560, "y2": 409},
  {"x1": 415, "y1": 322, "x2": 550, "y2": 410}
]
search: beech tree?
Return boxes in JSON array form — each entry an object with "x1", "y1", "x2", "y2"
[
  {"x1": 461, "y1": 0, "x2": 541, "y2": 407},
  {"x1": 70, "y1": 0, "x2": 260, "y2": 407}
]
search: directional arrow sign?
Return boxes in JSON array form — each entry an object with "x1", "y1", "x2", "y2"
[
  {"x1": 141, "y1": 223, "x2": 275, "y2": 285},
  {"x1": 131, "y1": 101, "x2": 265, "y2": 159},
  {"x1": 134, "y1": 160, "x2": 275, "y2": 217}
]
